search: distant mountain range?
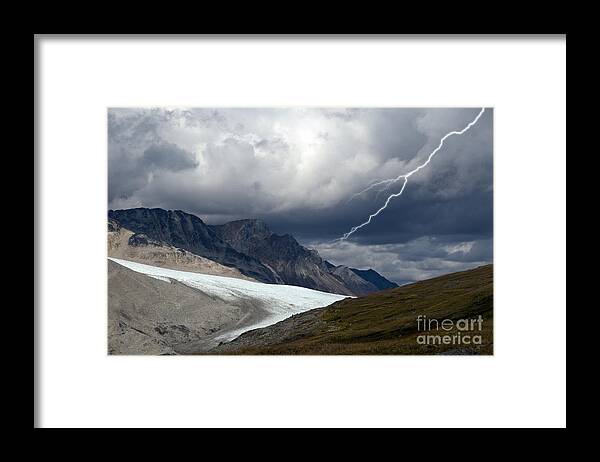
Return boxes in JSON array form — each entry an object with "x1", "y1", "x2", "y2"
[{"x1": 108, "y1": 208, "x2": 397, "y2": 296}]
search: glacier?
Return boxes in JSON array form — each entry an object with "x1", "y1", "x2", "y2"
[{"x1": 108, "y1": 257, "x2": 350, "y2": 342}]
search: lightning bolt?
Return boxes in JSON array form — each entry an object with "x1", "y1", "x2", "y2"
[
  {"x1": 339, "y1": 108, "x2": 486, "y2": 241},
  {"x1": 346, "y1": 178, "x2": 396, "y2": 203}
]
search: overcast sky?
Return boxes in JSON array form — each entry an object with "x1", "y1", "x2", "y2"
[{"x1": 108, "y1": 107, "x2": 493, "y2": 284}]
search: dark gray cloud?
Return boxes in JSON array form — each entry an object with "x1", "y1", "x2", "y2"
[
  {"x1": 141, "y1": 142, "x2": 198, "y2": 172},
  {"x1": 108, "y1": 107, "x2": 493, "y2": 283},
  {"x1": 107, "y1": 111, "x2": 199, "y2": 203},
  {"x1": 308, "y1": 236, "x2": 493, "y2": 285}
]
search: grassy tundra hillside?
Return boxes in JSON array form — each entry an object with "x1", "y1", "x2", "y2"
[{"x1": 211, "y1": 264, "x2": 493, "y2": 355}]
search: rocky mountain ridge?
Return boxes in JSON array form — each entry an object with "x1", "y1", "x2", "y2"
[
  {"x1": 108, "y1": 208, "x2": 397, "y2": 296},
  {"x1": 108, "y1": 208, "x2": 281, "y2": 283}
]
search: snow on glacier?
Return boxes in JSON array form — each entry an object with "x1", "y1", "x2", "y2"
[{"x1": 108, "y1": 257, "x2": 350, "y2": 341}]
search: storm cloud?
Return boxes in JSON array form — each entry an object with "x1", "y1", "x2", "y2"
[{"x1": 108, "y1": 107, "x2": 493, "y2": 284}]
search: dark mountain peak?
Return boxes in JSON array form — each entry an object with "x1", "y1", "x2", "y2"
[
  {"x1": 109, "y1": 207, "x2": 207, "y2": 225},
  {"x1": 239, "y1": 218, "x2": 269, "y2": 227},
  {"x1": 212, "y1": 216, "x2": 396, "y2": 296},
  {"x1": 265, "y1": 235, "x2": 330, "y2": 270},
  {"x1": 172, "y1": 208, "x2": 203, "y2": 220},
  {"x1": 350, "y1": 267, "x2": 398, "y2": 290},
  {"x1": 211, "y1": 219, "x2": 274, "y2": 256},
  {"x1": 217, "y1": 218, "x2": 273, "y2": 239},
  {"x1": 107, "y1": 208, "x2": 280, "y2": 283},
  {"x1": 269, "y1": 232, "x2": 297, "y2": 245},
  {"x1": 212, "y1": 221, "x2": 350, "y2": 292}
]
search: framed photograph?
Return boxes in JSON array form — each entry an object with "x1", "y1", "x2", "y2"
[
  {"x1": 35, "y1": 35, "x2": 566, "y2": 428},
  {"x1": 107, "y1": 107, "x2": 493, "y2": 356}
]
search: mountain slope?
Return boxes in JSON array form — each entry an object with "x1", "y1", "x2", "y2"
[
  {"x1": 210, "y1": 264, "x2": 493, "y2": 355},
  {"x1": 211, "y1": 219, "x2": 352, "y2": 294},
  {"x1": 108, "y1": 259, "x2": 260, "y2": 355},
  {"x1": 329, "y1": 265, "x2": 380, "y2": 294},
  {"x1": 109, "y1": 257, "x2": 349, "y2": 353},
  {"x1": 108, "y1": 219, "x2": 255, "y2": 281},
  {"x1": 108, "y1": 208, "x2": 281, "y2": 283},
  {"x1": 349, "y1": 268, "x2": 398, "y2": 290},
  {"x1": 211, "y1": 218, "x2": 392, "y2": 296}
]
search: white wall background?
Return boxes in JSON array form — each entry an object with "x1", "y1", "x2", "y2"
[{"x1": 36, "y1": 36, "x2": 566, "y2": 428}]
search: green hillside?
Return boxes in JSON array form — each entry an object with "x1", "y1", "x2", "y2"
[{"x1": 212, "y1": 264, "x2": 493, "y2": 355}]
